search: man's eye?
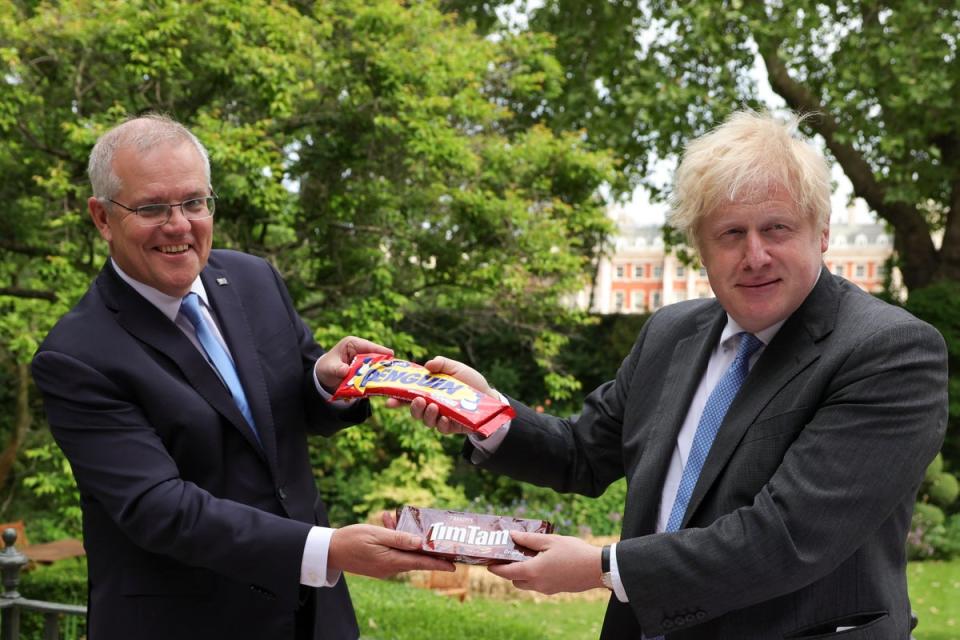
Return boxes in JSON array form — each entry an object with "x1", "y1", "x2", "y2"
[
  {"x1": 137, "y1": 205, "x2": 168, "y2": 218},
  {"x1": 183, "y1": 198, "x2": 206, "y2": 213}
]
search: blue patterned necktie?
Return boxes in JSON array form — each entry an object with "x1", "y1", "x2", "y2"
[
  {"x1": 180, "y1": 292, "x2": 259, "y2": 442},
  {"x1": 645, "y1": 332, "x2": 763, "y2": 640},
  {"x1": 665, "y1": 332, "x2": 763, "y2": 533}
]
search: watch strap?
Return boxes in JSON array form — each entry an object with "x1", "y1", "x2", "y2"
[{"x1": 600, "y1": 544, "x2": 614, "y2": 590}]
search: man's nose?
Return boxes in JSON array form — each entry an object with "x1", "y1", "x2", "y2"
[
  {"x1": 743, "y1": 231, "x2": 771, "y2": 268},
  {"x1": 162, "y1": 204, "x2": 192, "y2": 231}
]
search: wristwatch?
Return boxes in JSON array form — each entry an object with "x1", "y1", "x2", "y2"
[{"x1": 600, "y1": 544, "x2": 614, "y2": 591}]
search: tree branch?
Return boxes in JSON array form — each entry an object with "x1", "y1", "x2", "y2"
[
  {"x1": 0, "y1": 287, "x2": 57, "y2": 302},
  {"x1": 756, "y1": 35, "x2": 940, "y2": 289},
  {"x1": 0, "y1": 240, "x2": 52, "y2": 258}
]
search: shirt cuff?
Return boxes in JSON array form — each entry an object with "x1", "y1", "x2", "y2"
[
  {"x1": 467, "y1": 391, "x2": 511, "y2": 463},
  {"x1": 609, "y1": 542, "x2": 629, "y2": 603},
  {"x1": 313, "y1": 361, "x2": 356, "y2": 407},
  {"x1": 301, "y1": 526, "x2": 341, "y2": 588}
]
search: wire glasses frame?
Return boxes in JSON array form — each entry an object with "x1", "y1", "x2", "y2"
[{"x1": 106, "y1": 194, "x2": 217, "y2": 227}]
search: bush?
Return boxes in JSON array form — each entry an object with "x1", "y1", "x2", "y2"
[
  {"x1": 457, "y1": 478, "x2": 627, "y2": 537},
  {"x1": 905, "y1": 282, "x2": 960, "y2": 471},
  {"x1": 17, "y1": 558, "x2": 87, "y2": 640},
  {"x1": 908, "y1": 505, "x2": 960, "y2": 560}
]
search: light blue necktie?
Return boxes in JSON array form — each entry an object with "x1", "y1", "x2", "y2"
[
  {"x1": 647, "y1": 332, "x2": 763, "y2": 639},
  {"x1": 180, "y1": 292, "x2": 259, "y2": 443},
  {"x1": 665, "y1": 332, "x2": 763, "y2": 533}
]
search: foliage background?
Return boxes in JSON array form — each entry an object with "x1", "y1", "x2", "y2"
[{"x1": 0, "y1": 0, "x2": 957, "y2": 561}]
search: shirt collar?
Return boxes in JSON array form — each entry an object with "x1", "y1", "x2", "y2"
[
  {"x1": 111, "y1": 258, "x2": 209, "y2": 322},
  {"x1": 719, "y1": 316, "x2": 785, "y2": 351}
]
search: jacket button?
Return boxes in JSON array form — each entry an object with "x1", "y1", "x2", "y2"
[
  {"x1": 662, "y1": 620, "x2": 674, "y2": 629},
  {"x1": 277, "y1": 487, "x2": 288, "y2": 501},
  {"x1": 696, "y1": 611, "x2": 706, "y2": 619}
]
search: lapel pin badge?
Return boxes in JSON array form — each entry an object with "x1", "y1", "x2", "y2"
[{"x1": 216, "y1": 277, "x2": 229, "y2": 286}]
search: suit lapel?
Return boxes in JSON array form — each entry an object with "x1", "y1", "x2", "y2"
[
  {"x1": 200, "y1": 267, "x2": 280, "y2": 471},
  {"x1": 681, "y1": 267, "x2": 838, "y2": 526},
  {"x1": 98, "y1": 263, "x2": 271, "y2": 466},
  {"x1": 625, "y1": 305, "x2": 726, "y2": 535}
]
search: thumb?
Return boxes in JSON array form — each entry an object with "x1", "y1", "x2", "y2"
[
  {"x1": 423, "y1": 356, "x2": 451, "y2": 374},
  {"x1": 391, "y1": 530, "x2": 424, "y2": 550},
  {"x1": 511, "y1": 531, "x2": 552, "y2": 551},
  {"x1": 332, "y1": 361, "x2": 350, "y2": 380}
]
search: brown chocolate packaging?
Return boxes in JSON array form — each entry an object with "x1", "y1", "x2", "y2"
[{"x1": 395, "y1": 505, "x2": 554, "y2": 565}]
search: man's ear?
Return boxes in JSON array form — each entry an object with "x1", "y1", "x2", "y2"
[
  {"x1": 88, "y1": 197, "x2": 112, "y2": 243},
  {"x1": 819, "y1": 225, "x2": 830, "y2": 254}
]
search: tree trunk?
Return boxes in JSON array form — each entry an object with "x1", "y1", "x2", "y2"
[
  {"x1": 0, "y1": 362, "x2": 32, "y2": 490},
  {"x1": 758, "y1": 37, "x2": 945, "y2": 291}
]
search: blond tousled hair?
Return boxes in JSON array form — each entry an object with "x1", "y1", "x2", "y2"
[{"x1": 667, "y1": 110, "x2": 831, "y2": 249}]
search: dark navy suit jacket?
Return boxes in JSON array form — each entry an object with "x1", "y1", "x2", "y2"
[{"x1": 32, "y1": 250, "x2": 365, "y2": 639}]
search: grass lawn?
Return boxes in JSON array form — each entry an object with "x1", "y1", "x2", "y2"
[
  {"x1": 909, "y1": 561, "x2": 960, "y2": 640},
  {"x1": 350, "y1": 560, "x2": 960, "y2": 640},
  {"x1": 350, "y1": 575, "x2": 605, "y2": 640}
]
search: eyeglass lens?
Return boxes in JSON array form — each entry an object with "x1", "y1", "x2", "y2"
[{"x1": 134, "y1": 197, "x2": 216, "y2": 226}]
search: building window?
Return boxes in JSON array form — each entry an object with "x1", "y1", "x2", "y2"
[
  {"x1": 877, "y1": 263, "x2": 887, "y2": 278},
  {"x1": 834, "y1": 264, "x2": 845, "y2": 277},
  {"x1": 633, "y1": 292, "x2": 645, "y2": 311},
  {"x1": 614, "y1": 291, "x2": 624, "y2": 311},
  {"x1": 615, "y1": 265, "x2": 624, "y2": 279},
  {"x1": 634, "y1": 265, "x2": 644, "y2": 279},
  {"x1": 699, "y1": 267, "x2": 707, "y2": 277},
  {"x1": 653, "y1": 265, "x2": 662, "y2": 278},
  {"x1": 676, "y1": 266, "x2": 685, "y2": 278},
  {"x1": 855, "y1": 263, "x2": 865, "y2": 278},
  {"x1": 651, "y1": 291, "x2": 661, "y2": 309}
]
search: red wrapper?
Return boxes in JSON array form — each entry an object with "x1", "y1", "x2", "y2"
[
  {"x1": 331, "y1": 354, "x2": 515, "y2": 437},
  {"x1": 395, "y1": 505, "x2": 554, "y2": 565}
]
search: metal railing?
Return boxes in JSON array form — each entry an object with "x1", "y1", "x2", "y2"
[{"x1": 0, "y1": 529, "x2": 86, "y2": 640}]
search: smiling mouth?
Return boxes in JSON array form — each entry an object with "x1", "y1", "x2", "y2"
[
  {"x1": 158, "y1": 244, "x2": 190, "y2": 254},
  {"x1": 739, "y1": 279, "x2": 779, "y2": 289}
]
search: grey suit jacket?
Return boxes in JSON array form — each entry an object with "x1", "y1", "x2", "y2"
[{"x1": 471, "y1": 268, "x2": 947, "y2": 639}]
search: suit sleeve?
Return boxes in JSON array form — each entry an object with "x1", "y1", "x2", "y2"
[{"x1": 465, "y1": 317, "x2": 653, "y2": 496}]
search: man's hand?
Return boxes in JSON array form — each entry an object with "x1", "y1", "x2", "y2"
[
  {"x1": 315, "y1": 336, "x2": 393, "y2": 392},
  {"x1": 487, "y1": 532, "x2": 604, "y2": 594},
  {"x1": 399, "y1": 356, "x2": 495, "y2": 435},
  {"x1": 328, "y1": 524, "x2": 455, "y2": 579}
]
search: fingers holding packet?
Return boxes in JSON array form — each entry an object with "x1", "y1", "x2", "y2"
[{"x1": 332, "y1": 353, "x2": 515, "y2": 437}]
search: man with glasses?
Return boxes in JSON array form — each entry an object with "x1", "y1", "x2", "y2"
[{"x1": 31, "y1": 114, "x2": 452, "y2": 640}]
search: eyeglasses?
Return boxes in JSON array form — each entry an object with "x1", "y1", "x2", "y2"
[{"x1": 107, "y1": 195, "x2": 217, "y2": 227}]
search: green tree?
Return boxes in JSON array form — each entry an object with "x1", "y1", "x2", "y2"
[
  {"x1": 0, "y1": 0, "x2": 614, "y2": 525},
  {"x1": 450, "y1": 1, "x2": 960, "y2": 294}
]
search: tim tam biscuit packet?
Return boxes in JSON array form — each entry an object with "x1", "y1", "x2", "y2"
[
  {"x1": 332, "y1": 353, "x2": 515, "y2": 437},
  {"x1": 395, "y1": 505, "x2": 554, "y2": 565}
]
